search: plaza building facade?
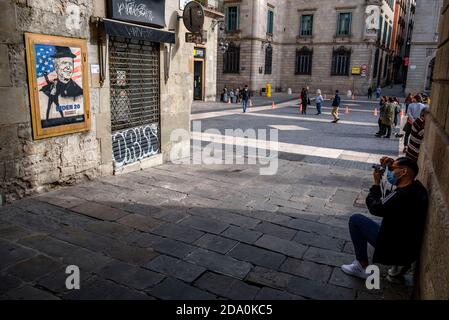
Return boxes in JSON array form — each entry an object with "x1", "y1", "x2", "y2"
[
  {"x1": 0, "y1": 0, "x2": 223, "y2": 201},
  {"x1": 405, "y1": 0, "x2": 444, "y2": 94},
  {"x1": 217, "y1": 0, "x2": 398, "y2": 96}
]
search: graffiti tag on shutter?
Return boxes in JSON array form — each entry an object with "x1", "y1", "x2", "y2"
[{"x1": 112, "y1": 123, "x2": 159, "y2": 167}]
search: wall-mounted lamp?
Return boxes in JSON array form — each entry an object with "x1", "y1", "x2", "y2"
[{"x1": 219, "y1": 41, "x2": 229, "y2": 53}]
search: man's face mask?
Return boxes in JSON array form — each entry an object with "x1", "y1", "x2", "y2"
[{"x1": 387, "y1": 167, "x2": 406, "y2": 186}]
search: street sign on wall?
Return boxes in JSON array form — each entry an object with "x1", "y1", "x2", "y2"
[
  {"x1": 352, "y1": 67, "x2": 361, "y2": 75},
  {"x1": 183, "y1": 1, "x2": 204, "y2": 33}
]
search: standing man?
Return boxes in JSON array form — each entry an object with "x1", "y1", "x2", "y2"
[
  {"x1": 375, "y1": 86, "x2": 382, "y2": 99},
  {"x1": 331, "y1": 90, "x2": 341, "y2": 123},
  {"x1": 242, "y1": 85, "x2": 250, "y2": 113},
  {"x1": 367, "y1": 87, "x2": 373, "y2": 100}
]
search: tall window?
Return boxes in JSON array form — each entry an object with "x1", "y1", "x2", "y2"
[
  {"x1": 387, "y1": 25, "x2": 392, "y2": 48},
  {"x1": 267, "y1": 10, "x2": 274, "y2": 34},
  {"x1": 226, "y1": 6, "x2": 239, "y2": 31},
  {"x1": 223, "y1": 44, "x2": 240, "y2": 73},
  {"x1": 382, "y1": 21, "x2": 388, "y2": 45},
  {"x1": 337, "y1": 12, "x2": 352, "y2": 36},
  {"x1": 331, "y1": 47, "x2": 351, "y2": 76},
  {"x1": 295, "y1": 47, "x2": 313, "y2": 75},
  {"x1": 378, "y1": 15, "x2": 383, "y2": 41},
  {"x1": 264, "y1": 45, "x2": 273, "y2": 74},
  {"x1": 300, "y1": 15, "x2": 314, "y2": 36}
]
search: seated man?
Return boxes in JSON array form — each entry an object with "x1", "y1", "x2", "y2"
[{"x1": 341, "y1": 157, "x2": 428, "y2": 280}]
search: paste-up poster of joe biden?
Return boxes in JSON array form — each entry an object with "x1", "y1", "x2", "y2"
[{"x1": 35, "y1": 45, "x2": 85, "y2": 128}]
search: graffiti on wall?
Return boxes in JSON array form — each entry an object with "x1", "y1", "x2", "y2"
[{"x1": 112, "y1": 123, "x2": 159, "y2": 167}]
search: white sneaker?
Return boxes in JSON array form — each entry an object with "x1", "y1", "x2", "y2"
[{"x1": 341, "y1": 261, "x2": 368, "y2": 279}]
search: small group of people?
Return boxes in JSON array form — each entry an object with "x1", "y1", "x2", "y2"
[
  {"x1": 375, "y1": 96, "x2": 402, "y2": 139},
  {"x1": 220, "y1": 87, "x2": 247, "y2": 104},
  {"x1": 298, "y1": 88, "x2": 327, "y2": 117}
]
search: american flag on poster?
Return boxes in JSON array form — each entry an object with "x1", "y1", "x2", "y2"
[{"x1": 35, "y1": 44, "x2": 82, "y2": 87}]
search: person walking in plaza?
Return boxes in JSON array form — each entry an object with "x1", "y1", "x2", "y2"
[
  {"x1": 368, "y1": 87, "x2": 373, "y2": 100},
  {"x1": 375, "y1": 97, "x2": 387, "y2": 137},
  {"x1": 301, "y1": 88, "x2": 309, "y2": 115},
  {"x1": 241, "y1": 85, "x2": 250, "y2": 113},
  {"x1": 382, "y1": 97, "x2": 396, "y2": 139},
  {"x1": 331, "y1": 90, "x2": 341, "y2": 123},
  {"x1": 315, "y1": 89, "x2": 324, "y2": 115},
  {"x1": 375, "y1": 86, "x2": 382, "y2": 99},
  {"x1": 235, "y1": 88, "x2": 240, "y2": 103}
]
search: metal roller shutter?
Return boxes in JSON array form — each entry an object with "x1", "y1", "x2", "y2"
[{"x1": 109, "y1": 36, "x2": 161, "y2": 168}]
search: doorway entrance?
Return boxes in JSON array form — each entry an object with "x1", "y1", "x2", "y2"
[
  {"x1": 194, "y1": 60, "x2": 203, "y2": 100},
  {"x1": 193, "y1": 47, "x2": 205, "y2": 101}
]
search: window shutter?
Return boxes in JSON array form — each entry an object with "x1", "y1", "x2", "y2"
[{"x1": 236, "y1": 6, "x2": 240, "y2": 30}]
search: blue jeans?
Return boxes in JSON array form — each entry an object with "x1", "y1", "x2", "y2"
[
  {"x1": 316, "y1": 103, "x2": 322, "y2": 114},
  {"x1": 242, "y1": 99, "x2": 248, "y2": 112},
  {"x1": 349, "y1": 214, "x2": 380, "y2": 263}
]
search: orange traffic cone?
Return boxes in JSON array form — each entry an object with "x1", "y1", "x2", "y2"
[
  {"x1": 272, "y1": 101, "x2": 276, "y2": 109},
  {"x1": 374, "y1": 108, "x2": 378, "y2": 116},
  {"x1": 324, "y1": 94, "x2": 327, "y2": 100},
  {"x1": 228, "y1": 98, "x2": 231, "y2": 104},
  {"x1": 249, "y1": 99, "x2": 253, "y2": 108},
  {"x1": 345, "y1": 106, "x2": 349, "y2": 114}
]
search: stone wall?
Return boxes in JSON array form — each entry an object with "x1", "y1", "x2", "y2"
[
  {"x1": 0, "y1": 0, "x2": 105, "y2": 202},
  {"x1": 0, "y1": 0, "x2": 198, "y2": 201},
  {"x1": 416, "y1": 0, "x2": 449, "y2": 299}
]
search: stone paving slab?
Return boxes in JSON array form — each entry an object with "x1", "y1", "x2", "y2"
[
  {"x1": 194, "y1": 272, "x2": 260, "y2": 300},
  {"x1": 186, "y1": 248, "x2": 252, "y2": 280}
]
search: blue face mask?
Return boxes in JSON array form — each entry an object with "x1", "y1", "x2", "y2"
[{"x1": 387, "y1": 170, "x2": 398, "y2": 185}]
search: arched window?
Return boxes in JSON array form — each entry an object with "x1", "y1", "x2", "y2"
[
  {"x1": 223, "y1": 43, "x2": 240, "y2": 74},
  {"x1": 295, "y1": 47, "x2": 313, "y2": 75},
  {"x1": 264, "y1": 45, "x2": 273, "y2": 74},
  {"x1": 331, "y1": 46, "x2": 351, "y2": 76}
]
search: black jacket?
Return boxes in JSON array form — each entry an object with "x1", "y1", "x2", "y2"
[
  {"x1": 332, "y1": 94, "x2": 341, "y2": 107},
  {"x1": 366, "y1": 180, "x2": 428, "y2": 266}
]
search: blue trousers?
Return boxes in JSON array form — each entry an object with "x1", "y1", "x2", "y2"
[
  {"x1": 349, "y1": 214, "x2": 380, "y2": 262},
  {"x1": 242, "y1": 99, "x2": 248, "y2": 112},
  {"x1": 316, "y1": 103, "x2": 322, "y2": 114}
]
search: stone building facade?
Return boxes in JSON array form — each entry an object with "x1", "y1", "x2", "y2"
[
  {"x1": 217, "y1": 0, "x2": 397, "y2": 96},
  {"x1": 0, "y1": 0, "x2": 222, "y2": 202},
  {"x1": 406, "y1": 0, "x2": 443, "y2": 94},
  {"x1": 391, "y1": 0, "x2": 415, "y2": 84},
  {"x1": 416, "y1": 0, "x2": 449, "y2": 300}
]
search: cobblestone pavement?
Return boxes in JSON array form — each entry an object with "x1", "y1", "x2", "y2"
[{"x1": 0, "y1": 99, "x2": 413, "y2": 300}]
